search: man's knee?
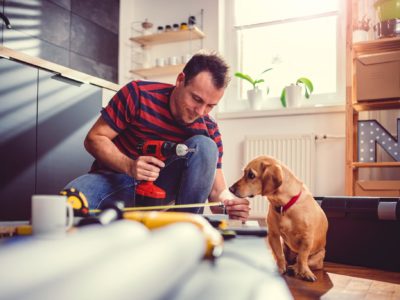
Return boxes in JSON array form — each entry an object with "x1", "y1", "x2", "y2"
[{"x1": 185, "y1": 135, "x2": 218, "y2": 165}]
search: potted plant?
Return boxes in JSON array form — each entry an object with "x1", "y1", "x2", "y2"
[
  {"x1": 234, "y1": 68, "x2": 272, "y2": 110},
  {"x1": 280, "y1": 77, "x2": 314, "y2": 108}
]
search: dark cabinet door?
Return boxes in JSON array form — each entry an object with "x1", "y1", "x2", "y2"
[
  {"x1": 36, "y1": 70, "x2": 101, "y2": 194},
  {"x1": 0, "y1": 58, "x2": 38, "y2": 220}
]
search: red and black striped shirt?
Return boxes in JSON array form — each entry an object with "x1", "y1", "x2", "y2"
[{"x1": 92, "y1": 80, "x2": 223, "y2": 171}]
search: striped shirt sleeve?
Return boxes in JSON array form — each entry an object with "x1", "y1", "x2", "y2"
[
  {"x1": 205, "y1": 116, "x2": 223, "y2": 168},
  {"x1": 101, "y1": 81, "x2": 139, "y2": 133}
]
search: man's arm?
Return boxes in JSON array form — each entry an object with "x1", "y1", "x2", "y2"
[
  {"x1": 208, "y1": 169, "x2": 250, "y2": 221},
  {"x1": 84, "y1": 117, "x2": 164, "y2": 181}
]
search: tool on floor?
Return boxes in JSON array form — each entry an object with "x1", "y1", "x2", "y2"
[
  {"x1": 60, "y1": 187, "x2": 89, "y2": 217},
  {"x1": 135, "y1": 140, "x2": 195, "y2": 204},
  {"x1": 61, "y1": 188, "x2": 225, "y2": 215},
  {"x1": 78, "y1": 201, "x2": 224, "y2": 259},
  {"x1": 89, "y1": 201, "x2": 224, "y2": 214}
]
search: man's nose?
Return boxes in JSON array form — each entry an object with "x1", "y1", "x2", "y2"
[{"x1": 195, "y1": 104, "x2": 207, "y2": 116}]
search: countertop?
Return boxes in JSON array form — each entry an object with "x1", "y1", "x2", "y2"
[{"x1": 0, "y1": 45, "x2": 121, "y2": 92}]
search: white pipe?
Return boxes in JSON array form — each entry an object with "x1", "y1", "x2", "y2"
[
  {"x1": 22, "y1": 223, "x2": 205, "y2": 300},
  {"x1": 0, "y1": 220, "x2": 149, "y2": 300}
]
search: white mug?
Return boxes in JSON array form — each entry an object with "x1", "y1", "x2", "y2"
[
  {"x1": 31, "y1": 195, "x2": 73, "y2": 237},
  {"x1": 155, "y1": 57, "x2": 165, "y2": 67},
  {"x1": 168, "y1": 56, "x2": 178, "y2": 65}
]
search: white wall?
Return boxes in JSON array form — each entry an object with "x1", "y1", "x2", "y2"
[
  {"x1": 119, "y1": 0, "x2": 220, "y2": 85},
  {"x1": 119, "y1": 0, "x2": 347, "y2": 197},
  {"x1": 217, "y1": 111, "x2": 346, "y2": 196}
]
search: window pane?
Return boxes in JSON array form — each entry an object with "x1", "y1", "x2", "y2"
[
  {"x1": 239, "y1": 16, "x2": 337, "y2": 99},
  {"x1": 234, "y1": 0, "x2": 339, "y2": 26}
]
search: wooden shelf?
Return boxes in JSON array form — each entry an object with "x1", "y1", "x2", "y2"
[
  {"x1": 353, "y1": 37, "x2": 400, "y2": 55},
  {"x1": 130, "y1": 27, "x2": 205, "y2": 46},
  {"x1": 353, "y1": 99, "x2": 400, "y2": 112},
  {"x1": 130, "y1": 64, "x2": 184, "y2": 79},
  {"x1": 352, "y1": 162, "x2": 400, "y2": 168}
]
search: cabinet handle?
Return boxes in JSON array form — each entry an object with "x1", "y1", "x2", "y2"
[{"x1": 52, "y1": 74, "x2": 87, "y2": 86}]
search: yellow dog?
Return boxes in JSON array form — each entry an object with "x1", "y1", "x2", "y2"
[{"x1": 230, "y1": 155, "x2": 328, "y2": 281}]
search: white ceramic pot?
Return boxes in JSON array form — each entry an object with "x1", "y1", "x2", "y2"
[
  {"x1": 285, "y1": 84, "x2": 302, "y2": 108},
  {"x1": 247, "y1": 88, "x2": 263, "y2": 110}
]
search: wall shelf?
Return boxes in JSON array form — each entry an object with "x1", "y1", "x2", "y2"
[
  {"x1": 130, "y1": 26, "x2": 205, "y2": 47},
  {"x1": 130, "y1": 64, "x2": 184, "y2": 79}
]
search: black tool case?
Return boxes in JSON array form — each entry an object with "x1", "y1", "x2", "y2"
[{"x1": 315, "y1": 196, "x2": 400, "y2": 272}]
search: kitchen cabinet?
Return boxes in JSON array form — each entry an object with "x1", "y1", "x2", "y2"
[
  {"x1": 0, "y1": 58, "x2": 38, "y2": 220},
  {"x1": 36, "y1": 70, "x2": 101, "y2": 194},
  {"x1": 130, "y1": 26, "x2": 205, "y2": 79},
  {"x1": 0, "y1": 57, "x2": 102, "y2": 220}
]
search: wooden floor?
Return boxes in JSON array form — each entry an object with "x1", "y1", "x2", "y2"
[
  {"x1": 284, "y1": 261, "x2": 400, "y2": 299},
  {"x1": 252, "y1": 219, "x2": 400, "y2": 299}
]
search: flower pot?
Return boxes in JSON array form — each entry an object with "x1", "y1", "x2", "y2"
[
  {"x1": 247, "y1": 88, "x2": 263, "y2": 110},
  {"x1": 285, "y1": 84, "x2": 302, "y2": 108},
  {"x1": 374, "y1": 0, "x2": 400, "y2": 22}
]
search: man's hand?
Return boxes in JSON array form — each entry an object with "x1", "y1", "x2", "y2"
[
  {"x1": 223, "y1": 198, "x2": 250, "y2": 221},
  {"x1": 128, "y1": 156, "x2": 165, "y2": 181}
]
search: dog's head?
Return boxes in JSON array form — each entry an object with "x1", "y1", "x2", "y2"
[{"x1": 229, "y1": 156, "x2": 283, "y2": 198}]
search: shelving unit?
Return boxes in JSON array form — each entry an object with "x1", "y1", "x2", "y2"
[
  {"x1": 129, "y1": 64, "x2": 185, "y2": 79},
  {"x1": 129, "y1": 26, "x2": 205, "y2": 78},
  {"x1": 345, "y1": 3, "x2": 400, "y2": 195}
]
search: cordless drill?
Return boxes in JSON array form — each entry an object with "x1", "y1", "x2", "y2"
[{"x1": 135, "y1": 140, "x2": 193, "y2": 206}]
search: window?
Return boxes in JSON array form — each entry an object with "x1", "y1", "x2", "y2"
[{"x1": 221, "y1": 0, "x2": 346, "y2": 112}]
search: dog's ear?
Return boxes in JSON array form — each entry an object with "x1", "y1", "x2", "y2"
[{"x1": 261, "y1": 161, "x2": 283, "y2": 195}]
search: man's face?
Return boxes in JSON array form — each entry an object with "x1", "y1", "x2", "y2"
[{"x1": 170, "y1": 71, "x2": 224, "y2": 125}]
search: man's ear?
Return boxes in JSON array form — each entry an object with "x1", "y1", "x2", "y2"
[
  {"x1": 176, "y1": 72, "x2": 185, "y2": 87},
  {"x1": 261, "y1": 162, "x2": 283, "y2": 195}
]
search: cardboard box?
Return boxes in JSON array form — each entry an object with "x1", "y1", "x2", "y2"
[
  {"x1": 356, "y1": 51, "x2": 400, "y2": 101},
  {"x1": 355, "y1": 180, "x2": 400, "y2": 196}
]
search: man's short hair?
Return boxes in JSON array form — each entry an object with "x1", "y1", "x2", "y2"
[{"x1": 182, "y1": 50, "x2": 230, "y2": 89}]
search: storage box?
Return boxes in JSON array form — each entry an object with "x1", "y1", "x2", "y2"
[
  {"x1": 356, "y1": 51, "x2": 400, "y2": 101},
  {"x1": 316, "y1": 196, "x2": 400, "y2": 272},
  {"x1": 355, "y1": 180, "x2": 400, "y2": 196}
]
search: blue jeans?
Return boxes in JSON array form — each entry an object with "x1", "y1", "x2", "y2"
[{"x1": 64, "y1": 135, "x2": 218, "y2": 214}]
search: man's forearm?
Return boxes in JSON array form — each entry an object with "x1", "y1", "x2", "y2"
[{"x1": 84, "y1": 134, "x2": 134, "y2": 176}]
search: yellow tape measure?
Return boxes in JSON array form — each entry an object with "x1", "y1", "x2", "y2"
[{"x1": 90, "y1": 201, "x2": 224, "y2": 214}]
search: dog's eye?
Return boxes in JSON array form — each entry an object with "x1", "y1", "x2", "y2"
[{"x1": 247, "y1": 171, "x2": 256, "y2": 180}]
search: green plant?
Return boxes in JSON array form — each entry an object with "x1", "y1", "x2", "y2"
[
  {"x1": 234, "y1": 68, "x2": 273, "y2": 90},
  {"x1": 280, "y1": 77, "x2": 314, "y2": 107}
]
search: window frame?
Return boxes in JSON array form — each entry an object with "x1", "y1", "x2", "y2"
[{"x1": 219, "y1": 0, "x2": 347, "y2": 113}]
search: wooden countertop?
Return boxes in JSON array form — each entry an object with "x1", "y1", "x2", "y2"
[{"x1": 0, "y1": 45, "x2": 121, "y2": 92}]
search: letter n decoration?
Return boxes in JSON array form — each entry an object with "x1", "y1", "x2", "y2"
[{"x1": 358, "y1": 119, "x2": 400, "y2": 162}]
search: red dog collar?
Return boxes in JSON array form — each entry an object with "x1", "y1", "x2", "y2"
[{"x1": 274, "y1": 190, "x2": 302, "y2": 214}]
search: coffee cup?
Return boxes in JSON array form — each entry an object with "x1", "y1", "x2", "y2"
[{"x1": 31, "y1": 195, "x2": 73, "y2": 237}]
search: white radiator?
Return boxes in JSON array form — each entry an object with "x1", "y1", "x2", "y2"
[{"x1": 244, "y1": 134, "x2": 316, "y2": 218}]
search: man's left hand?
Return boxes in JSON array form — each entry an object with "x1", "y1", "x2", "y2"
[{"x1": 223, "y1": 198, "x2": 250, "y2": 221}]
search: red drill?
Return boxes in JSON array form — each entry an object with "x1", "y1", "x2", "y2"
[{"x1": 135, "y1": 140, "x2": 193, "y2": 205}]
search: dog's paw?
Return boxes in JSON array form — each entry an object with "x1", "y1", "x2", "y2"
[
  {"x1": 297, "y1": 269, "x2": 317, "y2": 282},
  {"x1": 277, "y1": 262, "x2": 287, "y2": 275},
  {"x1": 299, "y1": 271, "x2": 317, "y2": 282},
  {"x1": 291, "y1": 265, "x2": 317, "y2": 282}
]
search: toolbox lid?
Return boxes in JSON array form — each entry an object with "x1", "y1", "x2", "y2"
[{"x1": 315, "y1": 196, "x2": 400, "y2": 221}]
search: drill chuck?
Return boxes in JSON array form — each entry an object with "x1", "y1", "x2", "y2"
[{"x1": 175, "y1": 144, "x2": 190, "y2": 157}]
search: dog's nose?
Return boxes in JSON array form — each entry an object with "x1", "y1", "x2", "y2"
[{"x1": 229, "y1": 186, "x2": 236, "y2": 194}]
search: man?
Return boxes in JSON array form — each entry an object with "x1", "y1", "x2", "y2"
[{"x1": 64, "y1": 51, "x2": 250, "y2": 221}]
